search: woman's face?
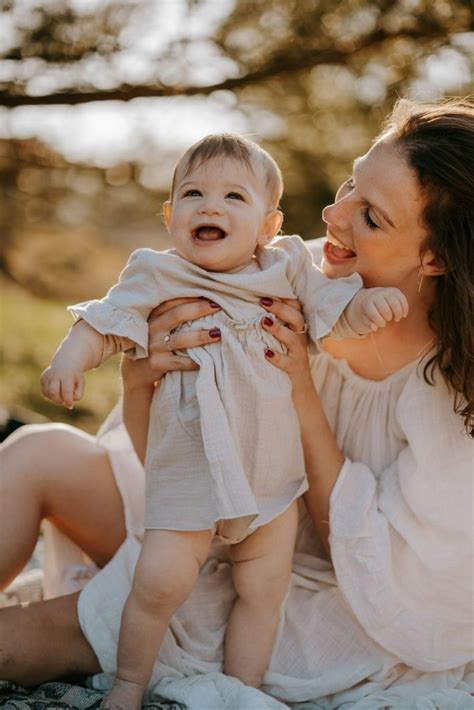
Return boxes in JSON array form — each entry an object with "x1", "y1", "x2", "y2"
[{"x1": 321, "y1": 139, "x2": 428, "y2": 291}]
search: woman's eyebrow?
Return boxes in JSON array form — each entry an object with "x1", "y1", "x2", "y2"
[{"x1": 353, "y1": 158, "x2": 396, "y2": 229}]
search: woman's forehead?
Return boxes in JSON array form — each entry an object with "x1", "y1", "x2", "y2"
[{"x1": 356, "y1": 139, "x2": 425, "y2": 228}]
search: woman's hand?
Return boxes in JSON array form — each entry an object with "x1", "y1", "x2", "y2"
[
  {"x1": 121, "y1": 297, "x2": 222, "y2": 392},
  {"x1": 259, "y1": 297, "x2": 312, "y2": 392}
]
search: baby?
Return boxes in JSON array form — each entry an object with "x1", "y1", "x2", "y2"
[{"x1": 41, "y1": 134, "x2": 407, "y2": 708}]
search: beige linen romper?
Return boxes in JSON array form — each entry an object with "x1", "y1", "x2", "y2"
[{"x1": 70, "y1": 235, "x2": 362, "y2": 542}]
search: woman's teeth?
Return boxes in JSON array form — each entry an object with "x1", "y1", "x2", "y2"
[{"x1": 326, "y1": 237, "x2": 355, "y2": 258}]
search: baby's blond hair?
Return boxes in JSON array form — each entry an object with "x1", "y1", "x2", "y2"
[{"x1": 170, "y1": 133, "x2": 283, "y2": 210}]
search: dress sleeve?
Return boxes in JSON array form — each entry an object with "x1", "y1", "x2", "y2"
[
  {"x1": 329, "y1": 372, "x2": 473, "y2": 671},
  {"x1": 69, "y1": 249, "x2": 160, "y2": 359},
  {"x1": 275, "y1": 235, "x2": 363, "y2": 341}
]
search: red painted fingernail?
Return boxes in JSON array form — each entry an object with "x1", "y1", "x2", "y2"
[
  {"x1": 263, "y1": 317, "x2": 273, "y2": 327},
  {"x1": 265, "y1": 348, "x2": 275, "y2": 358},
  {"x1": 208, "y1": 301, "x2": 220, "y2": 309},
  {"x1": 260, "y1": 298, "x2": 273, "y2": 307},
  {"x1": 209, "y1": 328, "x2": 221, "y2": 338}
]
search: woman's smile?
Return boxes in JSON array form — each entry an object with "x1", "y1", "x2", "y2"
[{"x1": 323, "y1": 234, "x2": 356, "y2": 264}]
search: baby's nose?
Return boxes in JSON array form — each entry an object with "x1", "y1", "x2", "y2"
[{"x1": 199, "y1": 197, "x2": 224, "y2": 215}]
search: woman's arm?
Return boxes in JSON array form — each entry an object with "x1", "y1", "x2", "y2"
[
  {"x1": 263, "y1": 301, "x2": 473, "y2": 669},
  {"x1": 121, "y1": 298, "x2": 222, "y2": 462},
  {"x1": 290, "y1": 376, "x2": 344, "y2": 553},
  {"x1": 260, "y1": 299, "x2": 344, "y2": 553},
  {"x1": 121, "y1": 358, "x2": 156, "y2": 466}
]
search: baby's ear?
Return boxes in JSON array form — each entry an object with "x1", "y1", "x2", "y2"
[
  {"x1": 258, "y1": 209, "x2": 283, "y2": 247},
  {"x1": 163, "y1": 201, "x2": 173, "y2": 232}
]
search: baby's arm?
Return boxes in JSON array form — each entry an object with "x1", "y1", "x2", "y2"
[
  {"x1": 333, "y1": 286, "x2": 409, "y2": 338},
  {"x1": 271, "y1": 236, "x2": 408, "y2": 339},
  {"x1": 40, "y1": 320, "x2": 104, "y2": 408}
]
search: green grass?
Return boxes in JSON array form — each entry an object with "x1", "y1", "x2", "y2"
[{"x1": 1, "y1": 277, "x2": 122, "y2": 433}]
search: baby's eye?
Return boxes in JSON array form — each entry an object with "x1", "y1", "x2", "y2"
[
  {"x1": 226, "y1": 191, "x2": 244, "y2": 201},
  {"x1": 345, "y1": 177, "x2": 355, "y2": 189},
  {"x1": 183, "y1": 189, "x2": 202, "y2": 197}
]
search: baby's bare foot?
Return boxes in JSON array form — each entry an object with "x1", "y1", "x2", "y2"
[{"x1": 101, "y1": 677, "x2": 145, "y2": 709}]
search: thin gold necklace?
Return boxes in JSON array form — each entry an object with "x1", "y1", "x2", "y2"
[{"x1": 369, "y1": 333, "x2": 435, "y2": 378}]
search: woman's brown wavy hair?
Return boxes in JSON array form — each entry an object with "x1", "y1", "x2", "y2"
[{"x1": 381, "y1": 98, "x2": 474, "y2": 434}]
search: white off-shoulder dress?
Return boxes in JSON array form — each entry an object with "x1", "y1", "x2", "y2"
[
  {"x1": 69, "y1": 235, "x2": 361, "y2": 541},
  {"x1": 41, "y1": 240, "x2": 473, "y2": 708}
]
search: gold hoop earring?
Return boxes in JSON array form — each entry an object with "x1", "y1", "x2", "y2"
[{"x1": 416, "y1": 268, "x2": 424, "y2": 293}]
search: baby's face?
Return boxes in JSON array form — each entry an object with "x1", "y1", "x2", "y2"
[{"x1": 163, "y1": 157, "x2": 281, "y2": 272}]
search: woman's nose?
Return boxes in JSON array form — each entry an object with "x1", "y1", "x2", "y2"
[
  {"x1": 321, "y1": 199, "x2": 348, "y2": 227},
  {"x1": 321, "y1": 202, "x2": 336, "y2": 225}
]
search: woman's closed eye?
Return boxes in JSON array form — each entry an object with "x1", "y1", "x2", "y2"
[
  {"x1": 345, "y1": 176, "x2": 380, "y2": 230},
  {"x1": 363, "y1": 208, "x2": 380, "y2": 230}
]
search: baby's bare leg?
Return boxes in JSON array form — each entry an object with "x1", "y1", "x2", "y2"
[
  {"x1": 225, "y1": 502, "x2": 298, "y2": 688},
  {"x1": 0, "y1": 424, "x2": 126, "y2": 588},
  {"x1": 103, "y1": 528, "x2": 212, "y2": 710},
  {"x1": 0, "y1": 592, "x2": 101, "y2": 685}
]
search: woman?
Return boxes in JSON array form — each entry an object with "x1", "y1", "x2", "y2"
[{"x1": 0, "y1": 98, "x2": 473, "y2": 708}]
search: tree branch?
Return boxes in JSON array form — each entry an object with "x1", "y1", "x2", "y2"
[{"x1": 0, "y1": 27, "x2": 445, "y2": 107}]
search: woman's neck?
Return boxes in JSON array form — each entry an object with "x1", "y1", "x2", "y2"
[{"x1": 323, "y1": 287, "x2": 436, "y2": 381}]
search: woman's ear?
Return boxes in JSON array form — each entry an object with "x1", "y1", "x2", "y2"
[
  {"x1": 163, "y1": 201, "x2": 173, "y2": 232},
  {"x1": 420, "y1": 249, "x2": 446, "y2": 277},
  {"x1": 257, "y1": 210, "x2": 284, "y2": 247}
]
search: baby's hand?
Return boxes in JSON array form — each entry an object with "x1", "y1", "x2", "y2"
[
  {"x1": 40, "y1": 364, "x2": 85, "y2": 409},
  {"x1": 347, "y1": 287, "x2": 409, "y2": 335}
]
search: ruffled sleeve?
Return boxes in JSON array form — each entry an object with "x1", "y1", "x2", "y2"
[
  {"x1": 272, "y1": 235, "x2": 362, "y2": 341},
  {"x1": 69, "y1": 248, "x2": 160, "y2": 358},
  {"x1": 329, "y1": 369, "x2": 473, "y2": 671}
]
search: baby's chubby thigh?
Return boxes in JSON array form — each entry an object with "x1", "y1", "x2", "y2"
[{"x1": 229, "y1": 502, "x2": 299, "y2": 611}]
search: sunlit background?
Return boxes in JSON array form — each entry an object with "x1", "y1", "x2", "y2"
[{"x1": 1, "y1": 0, "x2": 473, "y2": 431}]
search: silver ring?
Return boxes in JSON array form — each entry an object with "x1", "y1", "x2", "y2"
[
  {"x1": 163, "y1": 333, "x2": 172, "y2": 351},
  {"x1": 294, "y1": 323, "x2": 308, "y2": 335}
]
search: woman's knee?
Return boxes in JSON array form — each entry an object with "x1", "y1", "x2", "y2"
[{"x1": 1, "y1": 423, "x2": 103, "y2": 499}]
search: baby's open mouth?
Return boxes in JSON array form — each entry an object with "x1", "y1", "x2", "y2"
[{"x1": 192, "y1": 226, "x2": 227, "y2": 242}]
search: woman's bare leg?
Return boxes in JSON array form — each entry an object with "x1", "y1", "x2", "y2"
[
  {"x1": 0, "y1": 423, "x2": 127, "y2": 588},
  {"x1": 0, "y1": 592, "x2": 101, "y2": 685}
]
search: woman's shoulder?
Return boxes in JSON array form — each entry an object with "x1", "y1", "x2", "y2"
[{"x1": 397, "y1": 362, "x2": 471, "y2": 451}]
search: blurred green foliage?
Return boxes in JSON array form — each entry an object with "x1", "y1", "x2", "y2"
[{"x1": 1, "y1": 278, "x2": 122, "y2": 432}]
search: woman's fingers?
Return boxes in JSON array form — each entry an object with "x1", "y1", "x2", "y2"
[
  {"x1": 261, "y1": 317, "x2": 301, "y2": 351},
  {"x1": 149, "y1": 353, "x2": 199, "y2": 372},
  {"x1": 149, "y1": 298, "x2": 221, "y2": 337},
  {"x1": 260, "y1": 297, "x2": 304, "y2": 332},
  {"x1": 158, "y1": 327, "x2": 221, "y2": 353}
]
